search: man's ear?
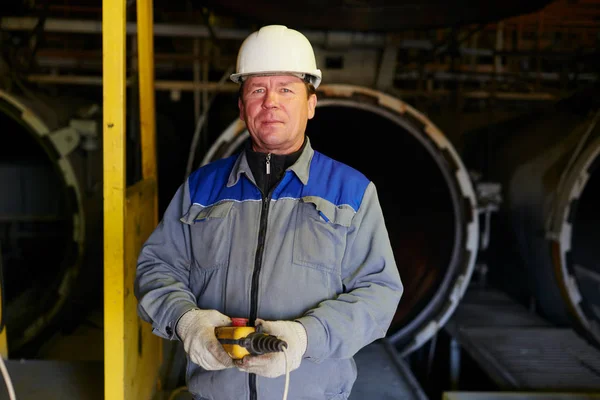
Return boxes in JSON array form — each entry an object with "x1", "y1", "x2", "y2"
[
  {"x1": 307, "y1": 94, "x2": 317, "y2": 120},
  {"x1": 238, "y1": 97, "x2": 245, "y2": 121}
]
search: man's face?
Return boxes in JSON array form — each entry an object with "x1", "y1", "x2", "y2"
[{"x1": 238, "y1": 75, "x2": 317, "y2": 154}]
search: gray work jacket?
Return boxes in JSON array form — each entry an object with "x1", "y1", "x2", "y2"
[{"x1": 135, "y1": 137, "x2": 403, "y2": 400}]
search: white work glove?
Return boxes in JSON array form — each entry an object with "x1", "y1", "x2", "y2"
[
  {"x1": 176, "y1": 308, "x2": 234, "y2": 371},
  {"x1": 234, "y1": 318, "x2": 308, "y2": 378}
]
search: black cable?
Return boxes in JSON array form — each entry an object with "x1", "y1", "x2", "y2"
[{"x1": 218, "y1": 333, "x2": 287, "y2": 356}]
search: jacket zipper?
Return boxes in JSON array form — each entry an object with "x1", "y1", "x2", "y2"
[{"x1": 249, "y1": 153, "x2": 272, "y2": 400}]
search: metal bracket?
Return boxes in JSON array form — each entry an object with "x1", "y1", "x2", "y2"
[
  {"x1": 48, "y1": 118, "x2": 98, "y2": 157},
  {"x1": 475, "y1": 181, "x2": 502, "y2": 251},
  {"x1": 376, "y1": 43, "x2": 398, "y2": 91},
  {"x1": 71, "y1": 119, "x2": 99, "y2": 152},
  {"x1": 48, "y1": 126, "x2": 80, "y2": 157}
]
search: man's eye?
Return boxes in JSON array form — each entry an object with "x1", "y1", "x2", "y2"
[
  {"x1": 282, "y1": 88, "x2": 292, "y2": 93},
  {"x1": 253, "y1": 89, "x2": 264, "y2": 94}
]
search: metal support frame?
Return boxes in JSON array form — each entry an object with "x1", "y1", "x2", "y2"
[
  {"x1": 445, "y1": 289, "x2": 600, "y2": 392},
  {"x1": 0, "y1": 16, "x2": 386, "y2": 46},
  {"x1": 103, "y1": 0, "x2": 161, "y2": 398},
  {"x1": 375, "y1": 42, "x2": 398, "y2": 90},
  {"x1": 102, "y1": 0, "x2": 127, "y2": 395},
  {"x1": 0, "y1": 319, "x2": 5, "y2": 360},
  {"x1": 137, "y1": 0, "x2": 158, "y2": 185},
  {"x1": 4, "y1": 14, "x2": 597, "y2": 107}
]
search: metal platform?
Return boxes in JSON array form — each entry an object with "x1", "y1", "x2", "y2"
[{"x1": 445, "y1": 288, "x2": 600, "y2": 392}]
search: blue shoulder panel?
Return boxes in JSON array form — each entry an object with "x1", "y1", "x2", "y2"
[
  {"x1": 190, "y1": 151, "x2": 370, "y2": 211},
  {"x1": 187, "y1": 156, "x2": 261, "y2": 206},
  {"x1": 274, "y1": 151, "x2": 370, "y2": 212}
]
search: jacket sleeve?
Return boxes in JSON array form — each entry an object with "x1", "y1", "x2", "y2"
[
  {"x1": 296, "y1": 182, "x2": 403, "y2": 361},
  {"x1": 134, "y1": 181, "x2": 198, "y2": 340}
]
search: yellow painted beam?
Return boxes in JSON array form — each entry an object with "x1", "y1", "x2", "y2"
[
  {"x1": 103, "y1": 0, "x2": 126, "y2": 398},
  {"x1": 0, "y1": 271, "x2": 6, "y2": 359},
  {"x1": 0, "y1": 242, "x2": 7, "y2": 358},
  {"x1": 104, "y1": 0, "x2": 163, "y2": 398},
  {"x1": 0, "y1": 329, "x2": 7, "y2": 360},
  {"x1": 137, "y1": 0, "x2": 157, "y2": 184},
  {"x1": 124, "y1": 178, "x2": 161, "y2": 400},
  {"x1": 134, "y1": 1, "x2": 162, "y2": 398}
]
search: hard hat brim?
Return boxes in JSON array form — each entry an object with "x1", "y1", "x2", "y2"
[{"x1": 230, "y1": 70, "x2": 322, "y2": 89}]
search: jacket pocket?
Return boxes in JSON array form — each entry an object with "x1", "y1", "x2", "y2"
[
  {"x1": 180, "y1": 201, "x2": 234, "y2": 269},
  {"x1": 293, "y1": 196, "x2": 354, "y2": 274}
]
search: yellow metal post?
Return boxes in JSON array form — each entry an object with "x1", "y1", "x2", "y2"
[
  {"x1": 123, "y1": 0, "x2": 162, "y2": 399},
  {"x1": 124, "y1": 178, "x2": 160, "y2": 399},
  {"x1": 0, "y1": 329, "x2": 6, "y2": 359},
  {"x1": 137, "y1": 0, "x2": 157, "y2": 185},
  {"x1": 0, "y1": 244, "x2": 7, "y2": 359},
  {"x1": 104, "y1": 0, "x2": 162, "y2": 398},
  {"x1": 0, "y1": 283, "x2": 6, "y2": 359},
  {"x1": 103, "y1": 0, "x2": 126, "y2": 399}
]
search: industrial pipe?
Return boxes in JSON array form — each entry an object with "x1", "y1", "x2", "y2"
[
  {"x1": 464, "y1": 92, "x2": 600, "y2": 346},
  {"x1": 0, "y1": 89, "x2": 102, "y2": 354},
  {"x1": 202, "y1": 84, "x2": 480, "y2": 356},
  {"x1": 511, "y1": 111, "x2": 599, "y2": 335}
]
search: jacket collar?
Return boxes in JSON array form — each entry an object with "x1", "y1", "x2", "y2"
[{"x1": 227, "y1": 136, "x2": 314, "y2": 187}]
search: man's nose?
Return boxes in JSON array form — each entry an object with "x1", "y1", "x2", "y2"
[{"x1": 262, "y1": 90, "x2": 279, "y2": 109}]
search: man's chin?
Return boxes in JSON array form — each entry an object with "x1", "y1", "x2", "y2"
[
  {"x1": 257, "y1": 130, "x2": 287, "y2": 143},
  {"x1": 254, "y1": 137, "x2": 294, "y2": 153}
]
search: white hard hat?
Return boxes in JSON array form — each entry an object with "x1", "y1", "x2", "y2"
[{"x1": 230, "y1": 25, "x2": 322, "y2": 89}]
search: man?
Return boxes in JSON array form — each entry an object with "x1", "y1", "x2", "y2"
[{"x1": 135, "y1": 25, "x2": 403, "y2": 400}]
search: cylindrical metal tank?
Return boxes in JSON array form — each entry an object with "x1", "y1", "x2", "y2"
[
  {"x1": 202, "y1": 84, "x2": 480, "y2": 356},
  {"x1": 0, "y1": 89, "x2": 102, "y2": 354},
  {"x1": 465, "y1": 94, "x2": 600, "y2": 346}
]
